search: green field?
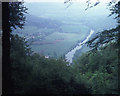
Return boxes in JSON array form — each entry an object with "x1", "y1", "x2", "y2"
[
  {"x1": 60, "y1": 24, "x2": 89, "y2": 33},
  {"x1": 30, "y1": 30, "x2": 89, "y2": 58},
  {"x1": 14, "y1": 21, "x2": 90, "y2": 58}
]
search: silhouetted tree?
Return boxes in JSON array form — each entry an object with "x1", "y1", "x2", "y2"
[
  {"x1": 2, "y1": 2, "x2": 27, "y2": 95},
  {"x1": 87, "y1": 1, "x2": 120, "y2": 51}
]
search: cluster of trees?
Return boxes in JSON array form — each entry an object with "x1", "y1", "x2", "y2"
[
  {"x1": 2, "y1": 0, "x2": 119, "y2": 95},
  {"x1": 76, "y1": 1, "x2": 119, "y2": 94},
  {"x1": 10, "y1": 32, "x2": 119, "y2": 95},
  {"x1": 10, "y1": 34, "x2": 91, "y2": 95},
  {"x1": 72, "y1": 43, "x2": 119, "y2": 94}
]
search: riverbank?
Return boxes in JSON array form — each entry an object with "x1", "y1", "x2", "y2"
[{"x1": 65, "y1": 30, "x2": 94, "y2": 64}]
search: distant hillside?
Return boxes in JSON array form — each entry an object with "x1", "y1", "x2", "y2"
[{"x1": 25, "y1": 14, "x2": 62, "y2": 29}]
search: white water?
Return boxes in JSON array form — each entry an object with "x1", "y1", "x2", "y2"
[{"x1": 65, "y1": 30, "x2": 94, "y2": 64}]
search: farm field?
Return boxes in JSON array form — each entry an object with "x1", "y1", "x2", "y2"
[
  {"x1": 60, "y1": 24, "x2": 89, "y2": 33},
  {"x1": 12, "y1": 14, "x2": 91, "y2": 58},
  {"x1": 30, "y1": 30, "x2": 89, "y2": 58}
]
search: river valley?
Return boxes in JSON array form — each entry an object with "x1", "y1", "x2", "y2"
[{"x1": 65, "y1": 30, "x2": 94, "y2": 64}]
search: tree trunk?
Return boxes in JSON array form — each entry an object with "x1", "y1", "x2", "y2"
[{"x1": 2, "y1": 2, "x2": 13, "y2": 95}]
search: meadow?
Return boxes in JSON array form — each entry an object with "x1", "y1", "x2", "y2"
[
  {"x1": 13, "y1": 13, "x2": 91, "y2": 58},
  {"x1": 30, "y1": 28, "x2": 89, "y2": 58}
]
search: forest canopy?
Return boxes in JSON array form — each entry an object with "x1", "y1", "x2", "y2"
[{"x1": 2, "y1": 0, "x2": 119, "y2": 95}]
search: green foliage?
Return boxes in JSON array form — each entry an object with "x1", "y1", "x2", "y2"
[
  {"x1": 10, "y1": 34, "x2": 91, "y2": 95},
  {"x1": 87, "y1": 1, "x2": 120, "y2": 51},
  {"x1": 10, "y1": 34, "x2": 33, "y2": 94},
  {"x1": 9, "y1": 2, "x2": 28, "y2": 30},
  {"x1": 84, "y1": 2, "x2": 119, "y2": 93},
  {"x1": 73, "y1": 43, "x2": 119, "y2": 94},
  {"x1": 9, "y1": 1, "x2": 119, "y2": 95}
]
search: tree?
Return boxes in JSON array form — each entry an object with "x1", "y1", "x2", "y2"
[
  {"x1": 73, "y1": 43, "x2": 119, "y2": 94},
  {"x1": 10, "y1": 34, "x2": 92, "y2": 95},
  {"x1": 2, "y1": 3, "x2": 11, "y2": 95},
  {"x1": 3, "y1": 0, "x2": 119, "y2": 95},
  {"x1": 2, "y1": 2, "x2": 27, "y2": 95},
  {"x1": 10, "y1": 34, "x2": 33, "y2": 94},
  {"x1": 9, "y1": 2, "x2": 28, "y2": 30},
  {"x1": 87, "y1": 1, "x2": 120, "y2": 51}
]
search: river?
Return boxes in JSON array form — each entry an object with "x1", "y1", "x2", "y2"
[{"x1": 65, "y1": 30, "x2": 94, "y2": 64}]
